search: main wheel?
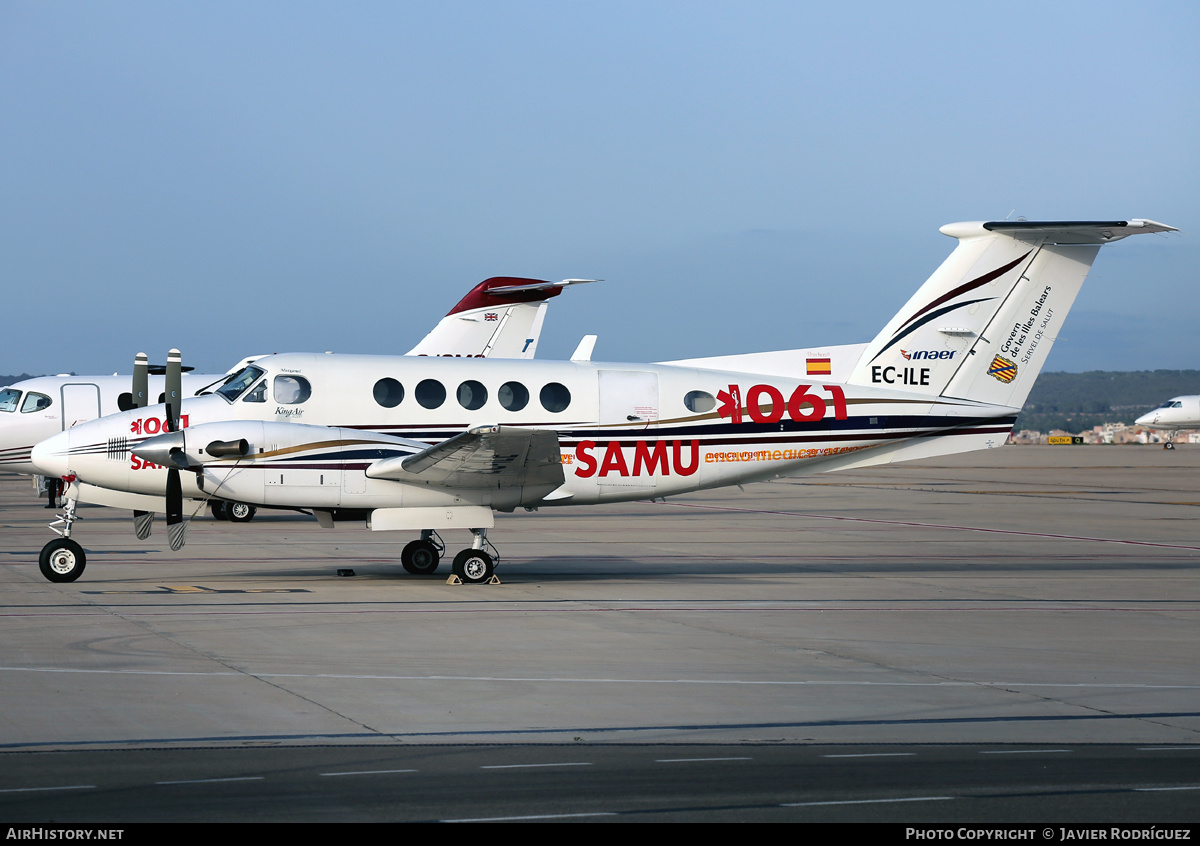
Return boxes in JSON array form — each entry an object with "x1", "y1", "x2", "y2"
[
  {"x1": 227, "y1": 502, "x2": 257, "y2": 522},
  {"x1": 39, "y1": 538, "x2": 86, "y2": 583},
  {"x1": 451, "y1": 549, "x2": 494, "y2": 584},
  {"x1": 401, "y1": 539, "x2": 441, "y2": 575},
  {"x1": 210, "y1": 501, "x2": 229, "y2": 520}
]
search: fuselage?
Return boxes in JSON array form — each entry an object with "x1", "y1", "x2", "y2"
[
  {"x1": 32, "y1": 351, "x2": 1018, "y2": 511},
  {"x1": 1135, "y1": 396, "x2": 1200, "y2": 431},
  {"x1": 0, "y1": 372, "x2": 230, "y2": 475}
]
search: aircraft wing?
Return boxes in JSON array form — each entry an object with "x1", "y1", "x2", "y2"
[{"x1": 365, "y1": 425, "x2": 564, "y2": 490}]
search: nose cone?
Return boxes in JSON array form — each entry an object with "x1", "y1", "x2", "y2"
[
  {"x1": 31, "y1": 430, "x2": 71, "y2": 479},
  {"x1": 133, "y1": 430, "x2": 187, "y2": 468},
  {"x1": 1135, "y1": 411, "x2": 1156, "y2": 427}
]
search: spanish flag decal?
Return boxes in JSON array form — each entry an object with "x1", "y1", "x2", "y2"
[
  {"x1": 806, "y1": 357, "x2": 832, "y2": 376},
  {"x1": 988, "y1": 355, "x2": 1018, "y2": 383}
]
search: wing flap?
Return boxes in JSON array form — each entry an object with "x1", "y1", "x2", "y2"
[{"x1": 366, "y1": 425, "x2": 564, "y2": 491}]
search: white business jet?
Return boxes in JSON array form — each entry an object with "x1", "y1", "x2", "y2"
[
  {"x1": 1135, "y1": 395, "x2": 1200, "y2": 449},
  {"x1": 1, "y1": 276, "x2": 593, "y2": 513},
  {"x1": 30, "y1": 220, "x2": 1173, "y2": 583}
]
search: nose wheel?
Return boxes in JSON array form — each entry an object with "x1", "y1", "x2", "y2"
[{"x1": 39, "y1": 537, "x2": 86, "y2": 583}]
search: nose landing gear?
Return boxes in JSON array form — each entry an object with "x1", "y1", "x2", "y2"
[{"x1": 40, "y1": 498, "x2": 86, "y2": 583}]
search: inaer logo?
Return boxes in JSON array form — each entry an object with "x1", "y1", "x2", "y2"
[
  {"x1": 988, "y1": 355, "x2": 1018, "y2": 383},
  {"x1": 900, "y1": 349, "x2": 956, "y2": 360}
]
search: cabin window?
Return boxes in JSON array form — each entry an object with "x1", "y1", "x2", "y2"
[
  {"x1": 243, "y1": 380, "x2": 267, "y2": 403},
  {"x1": 274, "y1": 375, "x2": 311, "y2": 405},
  {"x1": 416, "y1": 379, "x2": 446, "y2": 409},
  {"x1": 21, "y1": 392, "x2": 52, "y2": 413},
  {"x1": 457, "y1": 380, "x2": 487, "y2": 410},
  {"x1": 0, "y1": 388, "x2": 20, "y2": 413},
  {"x1": 684, "y1": 390, "x2": 716, "y2": 413},
  {"x1": 498, "y1": 381, "x2": 529, "y2": 412},
  {"x1": 373, "y1": 378, "x2": 404, "y2": 408},
  {"x1": 117, "y1": 392, "x2": 135, "y2": 412},
  {"x1": 540, "y1": 382, "x2": 571, "y2": 413}
]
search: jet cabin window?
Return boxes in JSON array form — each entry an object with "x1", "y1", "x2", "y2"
[
  {"x1": 22, "y1": 393, "x2": 52, "y2": 413},
  {"x1": 457, "y1": 380, "x2": 487, "y2": 410},
  {"x1": 274, "y1": 375, "x2": 311, "y2": 405},
  {"x1": 0, "y1": 389, "x2": 20, "y2": 413},
  {"x1": 373, "y1": 378, "x2": 404, "y2": 408},
  {"x1": 684, "y1": 390, "x2": 716, "y2": 413},
  {"x1": 498, "y1": 381, "x2": 529, "y2": 412},
  {"x1": 416, "y1": 379, "x2": 446, "y2": 409},
  {"x1": 540, "y1": 382, "x2": 571, "y2": 413},
  {"x1": 217, "y1": 366, "x2": 266, "y2": 402}
]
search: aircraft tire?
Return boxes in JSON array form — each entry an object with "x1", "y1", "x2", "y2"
[
  {"x1": 1165, "y1": 443, "x2": 1176, "y2": 450},
  {"x1": 451, "y1": 549, "x2": 494, "y2": 584},
  {"x1": 227, "y1": 502, "x2": 257, "y2": 523},
  {"x1": 39, "y1": 538, "x2": 86, "y2": 583},
  {"x1": 401, "y1": 539, "x2": 440, "y2": 575},
  {"x1": 210, "y1": 501, "x2": 229, "y2": 520}
]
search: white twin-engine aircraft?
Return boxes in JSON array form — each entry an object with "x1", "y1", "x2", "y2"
[
  {"x1": 0, "y1": 276, "x2": 593, "y2": 510},
  {"x1": 30, "y1": 220, "x2": 1174, "y2": 584},
  {"x1": 1135, "y1": 396, "x2": 1200, "y2": 449}
]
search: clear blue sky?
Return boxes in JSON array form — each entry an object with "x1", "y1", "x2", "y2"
[{"x1": 2, "y1": 1, "x2": 1196, "y2": 376}]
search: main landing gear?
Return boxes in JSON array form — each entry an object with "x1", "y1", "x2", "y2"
[
  {"x1": 210, "y1": 500, "x2": 258, "y2": 522},
  {"x1": 450, "y1": 528, "x2": 499, "y2": 585},
  {"x1": 40, "y1": 499, "x2": 85, "y2": 583},
  {"x1": 401, "y1": 528, "x2": 499, "y2": 584},
  {"x1": 401, "y1": 530, "x2": 446, "y2": 575}
]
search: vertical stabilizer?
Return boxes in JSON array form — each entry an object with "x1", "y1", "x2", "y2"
[
  {"x1": 405, "y1": 277, "x2": 594, "y2": 359},
  {"x1": 847, "y1": 220, "x2": 1175, "y2": 408}
]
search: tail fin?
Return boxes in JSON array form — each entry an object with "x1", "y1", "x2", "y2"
[
  {"x1": 406, "y1": 277, "x2": 596, "y2": 359},
  {"x1": 846, "y1": 220, "x2": 1175, "y2": 408}
]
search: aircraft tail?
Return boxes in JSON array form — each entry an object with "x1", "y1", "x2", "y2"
[
  {"x1": 406, "y1": 277, "x2": 594, "y2": 359},
  {"x1": 846, "y1": 220, "x2": 1175, "y2": 408}
]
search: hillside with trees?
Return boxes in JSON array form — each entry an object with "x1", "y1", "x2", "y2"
[{"x1": 1015, "y1": 370, "x2": 1200, "y2": 433}]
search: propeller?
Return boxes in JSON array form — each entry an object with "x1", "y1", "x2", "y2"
[
  {"x1": 163, "y1": 349, "x2": 187, "y2": 551},
  {"x1": 131, "y1": 350, "x2": 189, "y2": 550},
  {"x1": 132, "y1": 352, "x2": 152, "y2": 537}
]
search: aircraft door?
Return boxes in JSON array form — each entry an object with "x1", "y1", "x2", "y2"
[
  {"x1": 598, "y1": 370, "x2": 659, "y2": 430},
  {"x1": 597, "y1": 370, "x2": 660, "y2": 495},
  {"x1": 60, "y1": 383, "x2": 101, "y2": 430}
]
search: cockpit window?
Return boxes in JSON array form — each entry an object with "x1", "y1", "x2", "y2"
[
  {"x1": 243, "y1": 380, "x2": 267, "y2": 403},
  {"x1": 0, "y1": 388, "x2": 20, "y2": 413},
  {"x1": 21, "y1": 392, "x2": 52, "y2": 413},
  {"x1": 216, "y1": 366, "x2": 266, "y2": 402},
  {"x1": 274, "y1": 375, "x2": 311, "y2": 405}
]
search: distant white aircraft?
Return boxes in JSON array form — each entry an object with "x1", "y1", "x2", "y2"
[
  {"x1": 1135, "y1": 395, "x2": 1200, "y2": 449},
  {"x1": 30, "y1": 219, "x2": 1174, "y2": 584},
  {"x1": 1, "y1": 276, "x2": 593, "y2": 512}
]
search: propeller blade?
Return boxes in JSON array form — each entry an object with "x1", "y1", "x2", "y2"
[
  {"x1": 165, "y1": 467, "x2": 187, "y2": 551},
  {"x1": 133, "y1": 510, "x2": 153, "y2": 540},
  {"x1": 133, "y1": 353, "x2": 149, "y2": 409},
  {"x1": 166, "y1": 349, "x2": 182, "y2": 432}
]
